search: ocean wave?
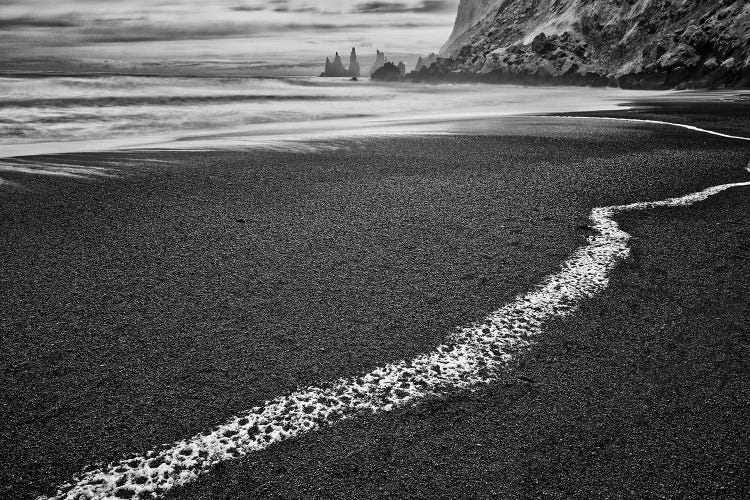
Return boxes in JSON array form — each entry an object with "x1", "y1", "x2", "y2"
[
  {"x1": 0, "y1": 94, "x2": 353, "y2": 109},
  {"x1": 0, "y1": 75, "x2": 653, "y2": 156}
]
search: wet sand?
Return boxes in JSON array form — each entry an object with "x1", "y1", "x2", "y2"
[
  {"x1": 559, "y1": 90, "x2": 750, "y2": 136},
  {"x1": 1, "y1": 114, "x2": 748, "y2": 499}
]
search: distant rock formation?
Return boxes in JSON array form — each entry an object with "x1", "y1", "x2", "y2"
[
  {"x1": 415, "y1": 57, "x2": 424, "y2": 72},
  {"x1": 349, "y1": 48, "x2": 360, "y2": 77},
  {"x1": 414, "y1": 0, "x2": 750, "y2": 89},
  {"x1": 398, "y1": 61, "x2": 406, "y2": 77},
  {"x1": 371, "y1": 62, "x2": 405, "y2": 82},
  {"x1": 415, "y1": 53, "x2": 438, "y2": 72},
  {"x1": 332, "y1": 52, "x2": 347, "y2": 76},
  {"x1": 320, "y1": 48, "x2": 361, "y2": 77},
  {"x1": 369, "y1": 50, "x2": 387, "y2": 76}
]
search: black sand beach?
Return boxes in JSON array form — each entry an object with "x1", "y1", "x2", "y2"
[
  {"x1": 171, "y1": 181, "x2": 750, "y2": 500},
  {"x1": 1, "y1": 110, "x2": 749, "y2": 498},
  {"x1": 559, "y1": 92, "x2": 750, "y2": 136}
]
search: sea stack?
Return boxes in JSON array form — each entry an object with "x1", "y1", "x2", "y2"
[
  {"x1": 369, "y1": 50, "x2": 387, "y2": 76},
  {"x1": 331, "y1": 52, "x2": 346, "y2": 75},
  {"x1": 349, "y1": 47, "x2": 361, "y2": 77},
  {"x1": 398, "y1": 61, "x2": 406, "y2": 77},
  {"x1": 321, "y1": 48, "x2": 361, "y2": 77}
]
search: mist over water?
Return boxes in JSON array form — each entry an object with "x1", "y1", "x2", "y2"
[{"x1": 0, "y1": 75, "x2": 650, "y2": 157}]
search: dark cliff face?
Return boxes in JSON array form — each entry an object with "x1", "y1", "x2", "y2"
[{"x1": 414, "y1": 0, "x2": 750, "y2": 89}]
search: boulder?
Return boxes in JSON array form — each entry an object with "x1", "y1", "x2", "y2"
[
  {"x1": 714, "y1": 35, "x2": 742, "y2": 60},
  {"x1": 703, "y1": 57, "x2": 718, "y2": 70},
  {"x1": 658, "y1": 43, "x2": 701, "y2": 70},
  {"x1": 680, "y1": 25, "x2": 709, "y2": 52},
  {"x1": 721, "y1": 57, "x2": 736, "y2": 70},
  {"x1": 531, "y1": 33, "x2": 553, "y2": 54},
  {"x1": 371, "y1": 62, "x2": 404, "y2": 82}
]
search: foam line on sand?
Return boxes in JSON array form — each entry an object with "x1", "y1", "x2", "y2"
[
  {"x1": 549, "y1": 115, "x2": 750, "y2": 142},
  {"x1": 0, "y1": 160, "x2": 113, "y2": 179},
  {"x1": 41, "y1": 177, "x2": 750, "y2": 499}
]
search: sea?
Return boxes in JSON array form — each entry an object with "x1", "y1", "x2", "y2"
[{"x1": 0, "y1": 74, "x2": 650, "y2": 158}]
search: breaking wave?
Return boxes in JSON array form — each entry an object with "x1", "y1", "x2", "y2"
[{"x1": 0, "y1": 75, "x2": 647, "y2": 157}]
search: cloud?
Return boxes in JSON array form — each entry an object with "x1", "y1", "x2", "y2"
[
  {"x1": 353, "y1": 1, "x2": 452, "y2": 13},
  {"x1": 271, "y1": 6, "x2": 317, "y2": 13},
  {"x1": 231, "y1": 1, "x2": 453, "y2": 15},
  {"x1": 231, "y1": 6, "x2": 266, "y2": 12},
  {"x1": 0, "y1": 0, "x2": 460, "y2": 73},
  {"x1": 232, "y1": 0, "x2": 317, "y2": 13},
  {"x1": 0, "y1": 16, "x2": 78, "y2": 28}
]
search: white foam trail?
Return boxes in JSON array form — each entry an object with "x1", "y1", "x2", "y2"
[
  {"x1": 550, "y1": 115, "x2": 750, "y2": 141},
  {"x1": 40, "y1": 178, "x2": 750, "y2": 500},
  {"x1": 148, "y1": 114, "x2": 750, "y2": 154}
]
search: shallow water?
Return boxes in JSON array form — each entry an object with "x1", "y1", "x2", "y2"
[{"x1": 0, "y1": 75, "x2": 653, "y2": 157}]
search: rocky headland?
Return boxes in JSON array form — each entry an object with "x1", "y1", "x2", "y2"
[{"x1": 409, "y1": 0, "x2": 750, "y2": 89}]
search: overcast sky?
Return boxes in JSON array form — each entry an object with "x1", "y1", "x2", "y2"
[{"x1": 0, "y1": 0, "x2": 459, "y2": 74}]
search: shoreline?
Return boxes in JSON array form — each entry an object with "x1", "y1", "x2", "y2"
[
  {"x1": 407, "y1": 67, "x2": 750, "y2": 90},
  {"x1": 1, "y1": 86, "x2": 747, "y2": 160},
  {"x1": 0, "y1": 83, "x2": 665, "y2": 160}
]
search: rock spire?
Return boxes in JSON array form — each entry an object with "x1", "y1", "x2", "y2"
[
  {"x1": 320, "y1": 47, "x2": 361, "y2": 77},
  {"x1": 369, "y1": 50, "x2": 387, "y2": 76}
]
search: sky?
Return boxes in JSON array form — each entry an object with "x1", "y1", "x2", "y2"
[{"x1": 0, "y1": 0, "x2": 460, "y2": 75}]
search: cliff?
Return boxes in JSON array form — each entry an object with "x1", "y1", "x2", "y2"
[
  {"x1": 415, "y1": 0, "x2": 750, "y2": 89},
  {"x1": 440, "y1": 1, "x2": 507, "y2": 57}
]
